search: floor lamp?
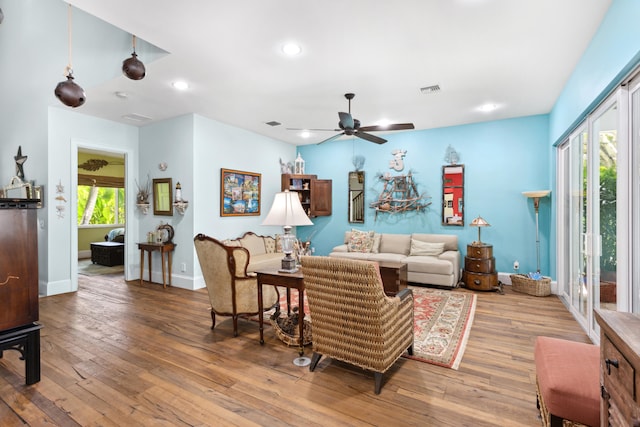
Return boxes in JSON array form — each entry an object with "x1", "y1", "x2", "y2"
[{"x1": 522, "y1": 190, "x2": 551, "y2": 273}]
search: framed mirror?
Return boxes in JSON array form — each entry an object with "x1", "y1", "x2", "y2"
[
  {"x1": 348, "y1": 171, "x2": 365, "y2": 223},
  {"x1": 153, "y1": 178, "x2": 173, "y2": 216},
  {"x1": 442, "y1": 165, "x2": 464, "y2": 226}
]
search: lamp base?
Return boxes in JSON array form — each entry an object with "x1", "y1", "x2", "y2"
[{"x1": 280, "y1": 256, "x2": 298, "y2": 273}]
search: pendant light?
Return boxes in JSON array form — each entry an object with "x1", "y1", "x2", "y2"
[
  {"x1": 122, "y1": 35, "x2": 146, "y2": 80},
  {"x1": 54, "y1": 5, "x2": 86, "y2": 108}
]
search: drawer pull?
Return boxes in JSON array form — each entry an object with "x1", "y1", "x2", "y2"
[
  {"x1": 605, "y1": 358, "x2": 619, "y2": 375},
  {"x1": 0, "y1": 275, "x2": 19, "y2": 286},
  {"x1": 475, "y1": 264, "x2": 480, "y2": 268},
  {"x1": 474, "y1": 279, "x2": 481, "y2": 286}
]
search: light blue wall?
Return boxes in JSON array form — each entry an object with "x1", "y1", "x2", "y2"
[
  {"x1": 299, "y1": 115, "x2": 551, "y2": 276},
  {"x1": 139, "y1": 113, "x2": 295, "y2": 290},
  {"x1": 550, "y1": 0, "x2": 640, "y2": 143}
]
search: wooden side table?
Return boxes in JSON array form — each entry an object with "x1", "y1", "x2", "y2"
[
  {"x1": 255, "y1": 268, "x2": 305, "y2": 356},
  {"x1": 378, "y1": 261, "x2": 408, "y2": 296},
  {"x1": 137, "y1": 242, "x2": 176, "y2": 288},
  {"x1": 462, "y1": 243, "x2": 500, "y2": 292}
]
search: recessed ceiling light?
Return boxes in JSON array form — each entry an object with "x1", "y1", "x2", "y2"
[
  {"x1": 114, "y1": 91, "x2": 128, "y2": 99},
  {"x1": 282, "y1": 43, "x2": 302, "y2": 56},
  {"x1": 300, "y1": 130, "x2": 311, "y2": 138},
  {"x1": 172, "y1": 81, "x2": 189, "y2": 90},
  {"x1": 478, "y1": 103, "x2": 498, "y2": 112}
]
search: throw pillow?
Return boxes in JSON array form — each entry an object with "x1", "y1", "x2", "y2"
[
  {"x1": 348, "y1": 229, "x2": 375, "y2": 253},
  {"x1": 410, "y1": 240, "x2": 445, "y2": 256},
  {"x1": 370, "y1": 233, "x2": 382, "y2": 253}
]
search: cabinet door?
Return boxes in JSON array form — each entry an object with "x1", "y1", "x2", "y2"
[
  {"x1": 311, "y1": 179, "x2": 332, "y2": 217},
  {"x1": 0, "y1": 209, "x2": 38, "y2": 330}
]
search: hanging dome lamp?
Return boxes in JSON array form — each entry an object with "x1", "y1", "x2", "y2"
[
  {"x1": 122, "y1": 35, "x2": 146, "y2": 80},
  {"x1": 54, "y1": 4, "x2": 86, "y2": 108}
]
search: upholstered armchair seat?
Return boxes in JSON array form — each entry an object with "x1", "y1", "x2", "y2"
[
  {"x1": 194, "y1": 234, "x2": 278, "y2": 336},
  {"x1": 301, "y1": 256, "x2": 414, "y2": 394}
]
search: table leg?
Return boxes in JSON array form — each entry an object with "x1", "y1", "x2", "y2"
[
  {"x1": 298, "y1": 288, "x2": 304, "y2": 356},
  {"x1": 160, "y1": 251, "x2": 167, "y2": 288},
  {"x1": 167, "y1": 251, "x2": 173, "y2": 286},
  {"x1": 286, "y1": 288, "x2": 292, "y2": 315},
  {"x1": 147, "y1": 251, "x2": 152, "y2": 284},
  {"x1": 258, "y1": 281, "x2": 264, "y2": 345},
  {"x1": 139, "y1": 249, "x2": 144, "y2": 285}
]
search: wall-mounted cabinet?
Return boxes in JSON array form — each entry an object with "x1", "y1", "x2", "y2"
[{"x1": 281, "y1": 174, "x2": 332, "y2": 217}]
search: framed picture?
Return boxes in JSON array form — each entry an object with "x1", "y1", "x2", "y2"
[{"x1": 220, "y1": 168, "x2": 261, "y2": 216}]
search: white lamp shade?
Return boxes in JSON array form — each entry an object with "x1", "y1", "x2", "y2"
[{"x1": 262, "y1": 190, "x2": 313, "y2": 227}]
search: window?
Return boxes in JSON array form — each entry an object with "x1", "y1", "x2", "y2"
[{"x1": 77, "y1": 185, "x2": 125, "y2": 225}]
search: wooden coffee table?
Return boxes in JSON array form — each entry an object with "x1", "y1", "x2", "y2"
[
  {"x1": 255, "y1": 268, "x2": 305, "y2": 356},
  {"x1": 377, "y1": 261, "x2": 408, "y2": 296}
]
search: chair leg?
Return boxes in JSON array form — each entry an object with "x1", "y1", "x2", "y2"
[
  {"x1": 210, "y1": 310, "x2": 216, "y2": 330},
  {"x1": 309, "y1": 352, "x2": 323, "y2": 371},
  {"x1": 374, "y1": 372, "x2": 384, "y2": 395},
  {"x1": 232, "y1": 315, "x2": 239, "y2": 337}
]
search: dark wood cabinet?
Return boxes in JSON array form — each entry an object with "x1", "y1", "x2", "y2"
[
  {"x1": 595, "y1": 309, "x2": 640, "y2": 427},
  {"x1": 281, "y1": 174, "x2": 332, "y2": 217},
  {"x1": 0, "y1": 206, "x2": 39, "y2": 331},
  {"x1": 462, "y1": 243, "x2": 499, "y2": 291}
]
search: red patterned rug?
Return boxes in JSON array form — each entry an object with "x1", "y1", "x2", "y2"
[{"x1": 261, "y1": 286, "x2": 476, "y2": 370}]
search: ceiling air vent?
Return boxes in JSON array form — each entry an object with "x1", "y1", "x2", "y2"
[
  {"x1": 420, "y1": 84, "x2": 441, "y2": 94},
  {"x1": 265, "y1": 121, "x2": 281, "y2": 127},
  {"x1": 122, "y1": 113, "x2": 152, "y2": 122}
]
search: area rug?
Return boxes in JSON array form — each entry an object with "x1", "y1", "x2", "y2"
[
  {"x1": 260, "y1": 286, "x2": 476, "y2": 370},
  {"x1": 78, "y1": 259, "x2": 124, "y2": 276}
]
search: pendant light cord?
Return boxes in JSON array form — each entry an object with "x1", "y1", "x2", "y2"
[{"x1": 66, "y1": 4, "x2": 73, "y2": 76}]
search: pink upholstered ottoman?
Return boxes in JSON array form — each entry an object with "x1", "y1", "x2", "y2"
[{"x1": 534, "y1": 336, "x2": 600, "y2": 427}]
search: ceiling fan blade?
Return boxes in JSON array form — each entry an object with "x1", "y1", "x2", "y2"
[
  {"x1": 317, "y1": 132, "x2": 345, "y2": 145},
  {"x1": 338, "y1": 112, "x2": 354, "y2": 130},
  {"x1": 287, "y1": 127, "x2": 341, "y2": 132},
  {"x1": 356, "y1": 131, "x2": 387, "y2": 144},
  {"x1": 359, "y1": 123, "x2": 415, "y2": 132}
]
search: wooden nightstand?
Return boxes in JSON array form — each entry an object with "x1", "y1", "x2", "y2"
[{"x1": 462, "y1": 243, "x2": 501, "y2": 292}]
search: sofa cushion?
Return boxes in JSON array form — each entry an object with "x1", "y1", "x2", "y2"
[
  {"x1": 410, "y1": 240, "x2": 444, "y2": 256},
  {"x1": 348, "y1": 229, "x2": 376, "y2": 253},
  {"x1": 223, "y1": 239, "x2": 242, "y2": 247},
  {"x1": 367, "y1": 253, "x2": 408, "y2": 264},
  {"x1": 404, "y1": 256, "x2": 454, "y2": 275},
  {"x1": 329, "y1": 251, "x2": 372, "y2": 261},
  {"x1": 239, "y1": 233, "x2": 266, "y2": 255},
  {"x1": 411, "y1": 233, "x2": 458, "y2": 252},
  {"x1": 378, "y1": 234, "x2": 411, "y2": 255}
]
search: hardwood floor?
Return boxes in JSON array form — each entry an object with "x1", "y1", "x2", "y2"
[{"x1": 0, "y1": 273, "x2": 590, "y2": 426}]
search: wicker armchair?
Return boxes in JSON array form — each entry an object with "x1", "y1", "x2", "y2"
[
  {"x1": 194, "y1": 234, "x2": 278, "y2": 336},
  {"x1": 300, "y1": 256, "x2": 414, "y2": 394}
]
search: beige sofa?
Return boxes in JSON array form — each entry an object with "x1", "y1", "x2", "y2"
[
  {"x1": 223, "y1": 232, "x2": 282, "y2": 273},
  {"x1": 329, "y1": 231, "x2": 460, "y2": 288}
]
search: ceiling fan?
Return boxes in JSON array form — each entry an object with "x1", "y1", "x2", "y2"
[{"x1": 291, "y1": 93, "x2": 415, "y2": 145}]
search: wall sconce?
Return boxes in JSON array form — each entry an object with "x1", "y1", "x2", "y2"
[{"x1": 172, "y1": 181, "x2": 188, "y2": 215}]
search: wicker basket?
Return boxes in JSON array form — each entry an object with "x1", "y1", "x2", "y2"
[
  {"x1": 269, "y1": 311, "x2": 312, "y2": 347},
  {"x1": 510, "y1": 274, "x2": 551, "y2": 297}
]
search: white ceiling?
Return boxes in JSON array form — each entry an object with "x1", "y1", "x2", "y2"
[{"x1": 66, "y1": 0, "x2": 611, "y2": 145}]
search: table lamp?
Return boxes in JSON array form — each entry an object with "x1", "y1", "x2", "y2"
[
  {"x1": 522, "y1": 190, "x2": 551, "y2": 273},
  {"x1": 262, "y1": 190, "x2": 313, "y2": 272},
  {"x1": 470, "y1": 215, "x2": 490, "y2": 245}
]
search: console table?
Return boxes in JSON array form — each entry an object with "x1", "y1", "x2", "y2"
[
  {"x1": 137, "y1": 242, "x2": 176, "y2": 288},
  {"x1": 378, "y1": 261, "x2": 408, "y2": 296}
]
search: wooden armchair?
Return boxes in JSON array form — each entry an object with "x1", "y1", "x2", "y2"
[
  {"x1": 194, "y1": 234, "x2": 278, "y2": 337},
  {"x1": 300, "y1": 256, "x2": 414, "y2": 394}
]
